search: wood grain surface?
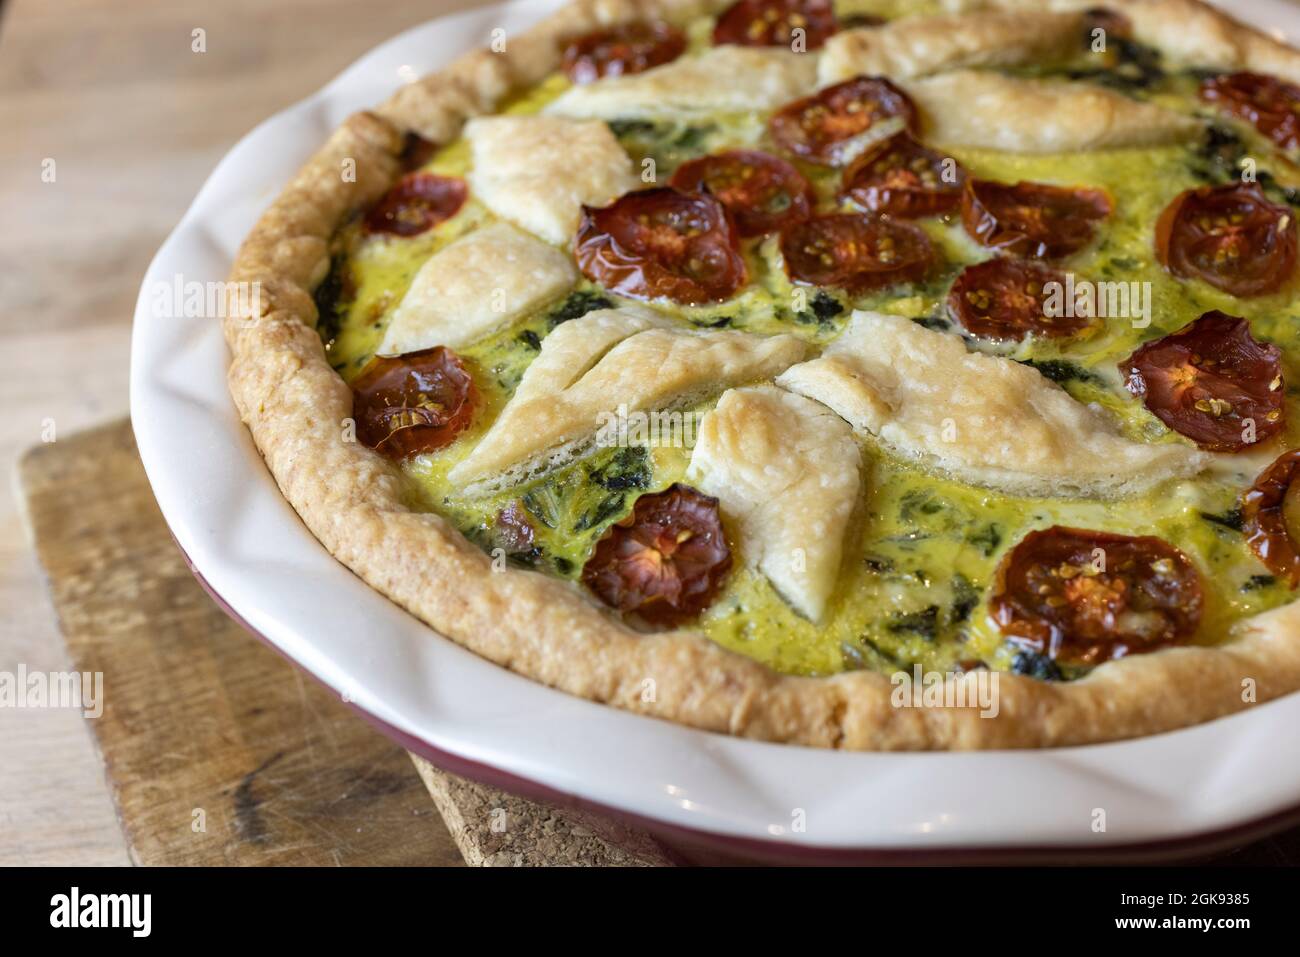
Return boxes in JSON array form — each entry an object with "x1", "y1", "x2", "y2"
[
  {"x1": 18, "y1": 421, "x2": 466, "y2": 865},
  {"x1": 412, "y1": 757, "x2": 674, "y2": 866}
]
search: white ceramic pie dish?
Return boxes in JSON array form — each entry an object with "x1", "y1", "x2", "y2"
[{"x1": 131, "y1": 0, "x2": 1300, "y2": 861}]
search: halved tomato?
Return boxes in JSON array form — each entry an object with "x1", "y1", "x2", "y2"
[
  {"x1": 713, "y1": 0, "x2": 838, "y2": 50},
  {"x1": 561, "y1": 21, "x2": 686, "y2": 84},
  {"x1": 1155, "y1": 183, "x2": 1297, "y2": 298},
  {"x1": 1242, "y1": 449, "x2": 1300, "y2": 587},
  {"x1": 352, "y1": 346, "x2": 477, "y2": 458},
  {"x1": 780, "y1": 212, "x2": 935, "y2": 293},
  {"x1": 990, "y1": 526, "x2": 1203, "y2": 668},
  {"x1": 961, "y1": 180, "x2": 1112, "y2": 260},
  {"x1": 841, "y1": 131, "x2": 966, "y2": 218},
  {"x1": 574, "y1": 188, "x2": 747, "y2": 304},
  {"x1": 1201, "y1": 71, "x2": 1300, "y2": 152},
  {"x1": 363, "y1": 173, "x2": 467, "y2": 237},
  {"x1": 669, "y1": 149, "x2": 813, "y2": 237},
  {"x1": 947, "y1": 258, "x2": 1091, "y2": 341},
  {"x1": 582, "y1": 484, "x2": 732, "y2": 626},
  {"x1": 1120, "y1": 311, "x2": 1284, "y2": 452},
  {"x1": 768, "y1": 76, "x2": 917, "y2": 167}
]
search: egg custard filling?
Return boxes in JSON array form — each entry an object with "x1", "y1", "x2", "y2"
[{"x1": 313, "y1": 0, "x2": 1300, "y2": 682}]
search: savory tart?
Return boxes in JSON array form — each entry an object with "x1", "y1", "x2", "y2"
[{"x1": 224, "y1": 0, "x2": 1300, "y2": 749}]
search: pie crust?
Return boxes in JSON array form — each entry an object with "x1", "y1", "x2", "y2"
[{"x1": 223, "y1": 0, "x2": 1300, "y2": 749}]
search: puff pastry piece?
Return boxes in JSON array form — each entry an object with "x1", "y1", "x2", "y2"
[
  {"x1": 465, "y1": 115, "x2": 639, "y2": 245},
  {"x1": 956, "y1": 0, "x2": 1300, "y2": 85},
  {"x1": 450, "y1": 311, "x2": 806, "y2": 494},
  {"x1": 818, "y1": 10, "x2": 1088, "y2": 84},
  {"x1": 902, "y1": 70, "x2": 1202, "y2": 152},
  {"x1": 376, "y1": 222, "x2": 576, "y2": 356},
  {"x1": 544, "y1": 46, "x2": 818, "y2": 120},
  {"x1": 1123, "y1": 0, "x2": 1300, "y2": 85},
  {"x1": 688, "y1": 386, "x2": 860, "y2": 623},
  {"x1": 775, "y1": 311, "x2": 1209, "y2": 499}
]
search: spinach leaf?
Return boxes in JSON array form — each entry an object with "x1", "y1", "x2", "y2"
[
  {"x1": 573, "y1": 492, "x2": 630, "y2": 532},
  {"x1": 671, "y1": 124, "x2": 714, "y2": 152},
  {"x1": 911, "y1": 315, "x2": 951, "y2": 332},
  {"x1": 793, "y1": 291, "x2": 845, "y2": 328},
  {"x1": 1016, "y1": 358, "x2": 1104, "y2": 387},
  {"x1": 520, "y1": 485, "x2": 564, "y2": 530},
  {"x1": 313, "y1": 253, "x2": 354, "y2": 346},
  {"x1": 966, "y1": 523, "x2": 1003, "y2": 557},
  {"x1": 1010, "y1": 649, "x2": 1064, "y2": 681},
  {"x1": 1063, "y1": 37, "x2": 1166, "y2": 92},
  {"x1": 1199, "y1": 507, "x2": 1244, "y2": 533},
  {"x1": 949, "y1": 574, "x2": 982, "y2": 624},
  {"x1": 1189, "y1": 126, "x2": 1300, "y2": 207},
  {"x1": 886, "y1": 605, "x2": 940, "y2": 642},
  {"x1": 587, "y1": 446, "x2": 651, "y2": 492},
  {"x1": 607, "y1": 119, "x2": 657, "y2": 139},
  {"x1": 899, "y1": 488, "x2": 946, "y2": 522},
  {"x1": 547, "y1": 290, "x2": 615, "y2": 329}
]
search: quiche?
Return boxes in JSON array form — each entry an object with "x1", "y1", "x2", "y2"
[{"x1": 224, "y1": 0, "x2": 1300, "y2": 749}]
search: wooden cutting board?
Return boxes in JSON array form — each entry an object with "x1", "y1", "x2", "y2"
[{"x1": 16, "y1": 419, "x2": 669, "y2": 866}]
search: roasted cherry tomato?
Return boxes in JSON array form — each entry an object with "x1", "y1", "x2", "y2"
[
  {"x1": 946, "y1": 258, "x2": 1092, "y2": 341},
  {"x1": 562, "y1": 21, "x2": 686, "y2": 84},
  {"x1": 841, "y1": 131, "x2": 965, "y2": 218},
  {"x1": 582, "y1": 484, "x2": 732, "y2": 626},
  {"x1": 713, "y1": 0, "x2": 838, "y2": 50},
  {"x1": 351, "y1": 346, "x2": 477, "y2": 458},
  {"x1": 780, "y1": 212, "x2": 935, "y2": 293},
  {"x1": 669, "y1": 149, "x2": 813, "y2": 237},
  {"x1": 961, "y1": 180, "x2": 1112, "y2": 260},
  {"x1": 1120, "y1": 311, "x2": 1284, "y2": 452},
  {"x1": 1242, "y1": 449, "x2": 1300, "y2": 588},
  {"x1": 1154, "y1": 183, "x2": 1297, "y2": 298},
  {"x1": 1201, "y1": 71, "x2": 1300, "y2": 152},
  {"x1": 768, "y1": 76, "x2": 917, "y2": 167},
  {"x1": 574, "y1": 187, "x2": 747, "y2": 304},
  {"x1": 363, "y1": 173, "x2": 467, "y2": 237},
  {"x1": 990, "y1": 526, "x2": 1203, "y2": 668}
]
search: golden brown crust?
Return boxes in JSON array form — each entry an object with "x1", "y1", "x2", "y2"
[{"x1": 225, "y1": 0, "x2": 1300, "y2": 750}]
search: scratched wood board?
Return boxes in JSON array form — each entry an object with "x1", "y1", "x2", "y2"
[{"x1": 17, "y1": 421, "x2": 460, "y2": 865}]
